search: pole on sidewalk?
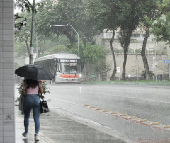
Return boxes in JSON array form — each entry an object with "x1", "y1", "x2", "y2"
[{"x1": 29, "y1": 0, "x2": 35, "y2": 64}]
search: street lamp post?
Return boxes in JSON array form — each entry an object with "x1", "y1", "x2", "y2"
[
  {"x1": 51, "y1": 24, "x2": 80, "y2": 56},
  {"x1": 154, "y1": 40, "x2": 157, "y2": 81}
]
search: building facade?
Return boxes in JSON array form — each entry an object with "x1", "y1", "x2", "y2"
[
  {"x1": 0, "y1": 0, "x2": 15, "y2": 142},
  {"x1": 95, "y1": 30, "x2": 169, "y2": 80}
]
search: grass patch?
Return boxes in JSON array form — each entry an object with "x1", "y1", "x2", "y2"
[{"x1": 82, "y1": 80, "x2": 170, "y2": 86}]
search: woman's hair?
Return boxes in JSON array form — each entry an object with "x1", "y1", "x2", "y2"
[{"x1": 24, "y1": 79, "x2": 38, "y2": 89}]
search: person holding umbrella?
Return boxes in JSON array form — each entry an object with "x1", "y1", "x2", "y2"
[
  {"x1": 22, "y1": 78, "x2": 43, "y2": 141},
  {"x1": 15, "y1": 64, "x2": 54, "y2": 141}
]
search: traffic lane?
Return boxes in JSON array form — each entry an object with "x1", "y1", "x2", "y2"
[
  {"x1": 79, "y1": 89, "x2": 170, "y2": 126},
  {"x1": 81, "y1": 85, "x2": 170, "y2": 126},
  {"x1": 47, "y1": 84, "x2": 170, "y2": 142},
  {"x1": 79, "y1": 84, "x2": 170, "y2": 104},
  {"x1": 84, "y1": 85, "x2": 170, "y2": 126},
  {"x1": 49, "y1": 84, "x2": 170, "y2": 107},
  {"x1": 48, "y1": 84, "x2": 170, "y2": 125}
]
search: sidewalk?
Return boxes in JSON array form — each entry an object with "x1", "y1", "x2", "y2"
[{"x1": 15, "y1": 106, "x2": 130, "y2": 143}]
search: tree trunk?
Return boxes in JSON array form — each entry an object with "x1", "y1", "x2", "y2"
[
  {"x1": 110, "y1": 31, "x2": 117, "y2": 80},
  {"x1": 119, "y1": 30, "x2": 132, "y2": 80},
  {"x1": 122, "y1": 47, "x2": 128, "y2": 80},
  {"x1": 141, "y1": 29, "x2": 150, "y2": 80}
]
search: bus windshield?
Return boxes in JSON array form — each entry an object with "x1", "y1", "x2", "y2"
[{"x1": 61, "y1": 62, "x2": 79, "y2": 74}]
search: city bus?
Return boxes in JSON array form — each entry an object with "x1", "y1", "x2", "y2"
[{"x1": 34, "y1": 53, "x2": 81, "y2": 83}]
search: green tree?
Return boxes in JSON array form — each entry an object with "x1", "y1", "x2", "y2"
[
  {"x1": 14, "y1": 11, "x2": 70, "y2": 58},
  {"x1": 15, "y1": 42, "x2": 28, "y2": 57},
  {"x1": 36, "y1": 0, "x2": 96, "y2": 44},
  {"x1": 15, "y1": 0, "x2": 32, "y2": 12},
  {"x1": 83, "y1": 44, "x2": 107, "y2": 80},
  {"x1": 47, "y1": 45, "x2": 68, "y2": 55},
  {"x1": 139, "y1": 0, "x2": 162, "y2": 80},
  {"x1": 117, "y1": 0, "x2": 146, "y2": 80},
  {"x1": 88, "y1": 0, "x2": 158, "y2": 81},
  {"x1": 92, "y1": 60, "x2": 111, "y2": 77},
  {"x1": 35, "y1": 34, "x2": 70, "y2": 57},
  {"x1": 83, "y1": 44, "x2": 105, "y2": 64},
  {"x1": 35, "y1": 0, "x2": 102, "y2": 71},
  {"x1": 152, "y1": 0, "x2": 170, "y2": 43},
  {"x1": 15, "y1": 12, "x2": 32, "y2": 56},
  {"x1": 87, "y1": 0, "x2": 120, "y2": 80},
  {"x1": 15, "y1": 0, "x2": 44, "y2": 64}
]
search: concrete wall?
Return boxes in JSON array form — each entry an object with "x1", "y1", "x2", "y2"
[
  {"x1": 95, "y1": 31, "x2": 169, "y2": 80},
  {"x1": 0, "y1": 0, "x2": 15, "y2": 142},
  {"x1": 107, "y1": 54, "x2": 169, "y2": 79}
]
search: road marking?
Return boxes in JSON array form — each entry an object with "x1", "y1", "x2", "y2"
[
  {"x1": 96, "y1": 108, "x2": 102, "y2": 110},
  {"x1": 111, "y1": 112, "x2": 118, "y2": 114},
  {"x1": 120, "y1": 114, "x2": 128, "y2": 116},
  {"x1": 103, "y1": 110, "x2": 110, "y2": 112},
  {"x1": 49, "y1": 98, "x2": 170, "y2": 132},
  {"x1": 129, "y1": 116, "x2": 137, "y2": 119},
  {"x1": 163, "y1": 125, "x2": 170, "y2": 128},
  {"x1": 150, "y1": 122, "x2": 159, "y2": 125},
  {"x1": 139, "y1": 119, "x2": 147, "y2": 122},
  {"x1": 85, "y1": 105, "x2": 170, "y2": 132},
  {"x1": 90, "y1": 106, "x2": 95, "y2": 108}
]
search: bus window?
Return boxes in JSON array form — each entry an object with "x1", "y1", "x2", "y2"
[{"x1": 61, "y1": 63, "x2": 77, "y2": 74}]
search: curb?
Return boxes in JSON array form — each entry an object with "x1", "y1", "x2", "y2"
[{"x1": 82, "y1": 81, "x2": 170, "y2": 86}]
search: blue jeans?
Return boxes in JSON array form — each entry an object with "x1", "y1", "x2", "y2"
[{"x1": 24, "y1": 94, "x2": 40, "y2": 135}]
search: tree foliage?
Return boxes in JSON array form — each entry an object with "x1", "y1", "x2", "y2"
[
  {"x1": 35, "y1": 0, "x2": 97, "y2": 44},
  {"x1": 14, "y1": 0, "x2": 170, "y2": 81},
  {"x1": 15, "y1": 0, "x2": 32, "y2": 12},
  {"x1": 139, "y1": 0, "x2": 163, "y2": 80},
  {"x1": 87, "y1": 0, "x2": 157, "y2": 80},
  {"x1": 14, "y1": 11, "x2": 71, "y2": 58},
  {"x1": 83, "y1": 44, "x2": 105, "y2": 64},
  {"x1": 152, "y1": 0, "x2": 170, "y2": 43},
  {"x1": 87, "y1": 0, "x2": 120, "y2": 80},
  {"x1": 15, "y1": 12, "x2": 32, "y2": 56},
  {"x1": 34, "y1": 0, "x2": 106, "y2": 71}
]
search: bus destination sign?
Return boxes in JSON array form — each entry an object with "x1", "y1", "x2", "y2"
[{"x1": 60, "y1": 59, "x2": 77, "y2": 63}]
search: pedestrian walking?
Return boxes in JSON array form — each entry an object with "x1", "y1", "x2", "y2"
[
  {"x1": 22, "y1": 78, "x2": 43, "y2": 141},
  {"x1": 15, "y1": 64, "x2": 53, "y2": 141}
]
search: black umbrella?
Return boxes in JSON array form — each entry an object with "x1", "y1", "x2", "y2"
[{"x1": 15, "y1": 64, "x2": 54, "y2": 80}]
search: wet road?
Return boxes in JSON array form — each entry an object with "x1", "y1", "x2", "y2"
[{"x1": 45, "y1": 84, "x2": 170, "y2": 142}]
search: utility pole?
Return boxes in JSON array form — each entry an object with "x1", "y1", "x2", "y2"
[
  {"x1": 36, "y1": 35, "x2": 38, "y2": 58},
  {"x1": 154, "y1": 41, "x2": 157, "y2": 81},
  {"x1": 29, "y1": 0, "x2": 35, "y2": 64},
  {"x1": 70, "y1": 25, "x2": 79, "y2": 57}
]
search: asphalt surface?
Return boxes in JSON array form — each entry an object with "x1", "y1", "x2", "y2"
[
  {"x1": 15, "y1": 104, "x2": 130, "y2": 143},
  {"x1": 45, "y1": 84, "x2": 170, "y2": 142},
  {"x1": 15, "y1": 82, "x2": 170, "y2": 143}
]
